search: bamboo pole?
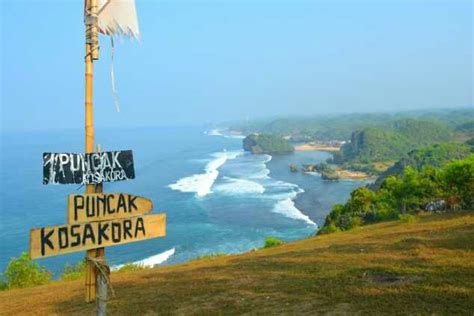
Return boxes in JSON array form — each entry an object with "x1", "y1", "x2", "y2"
[
  {"x1": 95, "y1": 144, "x2": 107, "y2": 315},
  {"x1": 85, "y1": 0, "x2": 99, "y2": 303}
]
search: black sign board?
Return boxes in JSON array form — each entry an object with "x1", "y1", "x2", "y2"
[{"x1": 43, "y1": 150, "x2": 135, "y2": 185}]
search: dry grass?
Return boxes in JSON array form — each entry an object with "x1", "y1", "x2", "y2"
[{"x1": 1, "y1": 212, "x2": 473, "y2": 315}]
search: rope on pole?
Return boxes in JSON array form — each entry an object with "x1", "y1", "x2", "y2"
[{"x1": 85, "y1": 256, "x2": 115, "y2": 297}]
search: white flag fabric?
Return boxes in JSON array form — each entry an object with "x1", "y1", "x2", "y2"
[{"x1": 96, "y1": 0, "x2": 140, "y2": 39}]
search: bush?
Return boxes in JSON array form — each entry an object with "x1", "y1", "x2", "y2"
[
  {"x1": 442, "y1": 155, "x2": 474, "y2": 209},
  {"x1": 398, "y1": 214, "x2": 417, "y2": 224},
  {"x1": 61, "y1": 260, "x2": 86, "y2": 281},
  {"x1": 264, "y1": 237, "x2": 285, "y2": 248},
  {"x1": 117, "y1": 263, "x2": 149, "y2": 273},
  {"x1": 347, "y1": 216, "x2": 363, "y2": 229},
  {"x1": 1, "y1": 252, "x2": 51, "y2": 289},
  {"x1": 317, "y1": 223, "x2": 340, "y2": 235},
  {"x1": 193, "y1": 253, "x2": 227, "y2": 261}
]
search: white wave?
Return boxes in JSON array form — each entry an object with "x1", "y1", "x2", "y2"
[
  {"x1": 206, "y1": 129, "x2": 245, "y2": 139},
  {"x1": 169, "y1": 151, "x2": 242, "y2": 197},
  {"x1": 264, "y1": 180, "x2": 303, "y2": 200},
  {"x1": 225, "y1": 134, "x2": 245, "y2": 139},
  {"x1": 247, "y1": 154, "x2": 272, "y2": 179},
  {"x1": 269, "y1": 179, "x2": 300, "y2": 189},
  {"x1": 207, "y1": 129, "x2": 224, "y2": 136},
  {"x1": 272, "y1": 198, "x2": 316, "y2": 226},
  {"x1": 214, "y1": 177, "x2": 265, "y2": 195},
  {"x1": 112, "y1": 248, "x2": 176, "y2": 271},
  {"x1": 263, "y1": 154, "x2": 273, "y2": 163}
]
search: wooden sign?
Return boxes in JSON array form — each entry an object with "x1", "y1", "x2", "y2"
[
  {"x1": 43, "y1": 150, "x2": 135, "y2": 185},
  {"x1": 30, "y1": 214, "x2": 166, "y2": 259},
  {"x1": 68, "y1": 193, "x2": 153, "y2": 224}
]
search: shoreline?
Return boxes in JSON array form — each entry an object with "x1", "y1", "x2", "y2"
[{"x1": 265, "y1": 150, "x2": 372, "y2": 229}]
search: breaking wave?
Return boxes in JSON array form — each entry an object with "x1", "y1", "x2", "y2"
[
  {"x1": 168, "y1": 151, "x2": 242, "y2": 197},
  {"x1": 169, "y1": 148, "x2": 315, "y2": 226},
  {"x1": 271, "y1": 198, "x2": 316, "y2": 226}
]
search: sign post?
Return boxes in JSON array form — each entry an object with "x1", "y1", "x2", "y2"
[
  {"x1": 30, "y1": 2, "x2": 161, "y2": 314},
  {"x1": 35, "y1": 146, "x2": 167, "y2": 301}
]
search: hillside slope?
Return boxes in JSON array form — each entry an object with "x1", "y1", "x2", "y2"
[{"x1": 1, "y1": 212, "x2": 473, "y2": 315}]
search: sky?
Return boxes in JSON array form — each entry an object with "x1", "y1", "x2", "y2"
[{"x1": 0, "y1": 0, "x2": 472, "y2": 131}]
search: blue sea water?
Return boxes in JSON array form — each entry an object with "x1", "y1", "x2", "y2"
[{"x1": 0, "y1": 127, "x2": 368, "y2": 276}]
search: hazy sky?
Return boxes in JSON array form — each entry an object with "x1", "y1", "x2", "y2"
[{"x1": 1, "y1": 0, "x2": 472, "y2": 131}]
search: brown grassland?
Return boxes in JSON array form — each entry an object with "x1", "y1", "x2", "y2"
[{"x1": 1, "y1": 211, "x2": 473, "y2": 315}]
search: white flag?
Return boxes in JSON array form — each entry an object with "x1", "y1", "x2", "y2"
[{"x1": 96, "y1": 0, "x2": 140, "y2": 39}]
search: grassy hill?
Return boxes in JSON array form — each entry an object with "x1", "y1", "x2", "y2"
[{"x1": 1, "y1": 212, "x2": 473, "y2": 315}]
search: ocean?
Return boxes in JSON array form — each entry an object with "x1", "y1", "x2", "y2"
[{"x1": 0, "y1": 127, "x2": 368, "y2": 276}]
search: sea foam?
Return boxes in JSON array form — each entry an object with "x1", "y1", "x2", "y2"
[
  {"x1": 112, "y1": 248, "x2": 176, "y2": 271},
  {"x1": 169, "y1": 151, "x2": 242, "y2": 197},
  {"x1": 272, "y1": 198, "x2": 316, "y2": 226},
  {"x1": 206, "y1": 129, "x2": 245, "y2": 139},
  {"x1": 207, "y1": 129, "x2": 224, "y2": 136},
  {"x1": 214, "y1": 177, "x2": 265, "y2": 195}
]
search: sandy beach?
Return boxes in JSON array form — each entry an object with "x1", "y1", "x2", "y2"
[
  {"x1": 335, "y1": 168, "x2": 371, "y2": 180},
  {"x1": 294, "y1": 144, "x2": 340, "y2": 152}
]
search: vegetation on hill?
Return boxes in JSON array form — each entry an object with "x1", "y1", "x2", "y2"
[
  {"x1": 455, "y1": 120, "x2": 474, "y2": 135},
  {"x1": 243, "y1": 133, "x2": 294, "y2": 154},
  {"x1": 331, "y1": 119, "x2": 453, "y2": 166},
  {"x1": 319, "y1": 155, "x2": 474, "y2": 234},
  {"x1": 0, "y1": 253, "x2": 51, "y2": 290},
  {"x1": 263, "y1": 236, "x2": 285, "y2": 248},
  {"x1": 370, "y1": 143, "x2": 473, "y2": 189},
  {"x1": 1, "y1": 212, "x2": 472, "y2": 315},
  {"x1": 233, "y1": 114, "x2": 401, "y2": 141},
  {"x1": 231, "y1": 108, "x2": 474, "y2": 142}
]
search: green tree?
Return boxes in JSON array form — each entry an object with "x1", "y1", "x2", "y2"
[
  {"x1": 386, "y1": 167, "x2": 428, "y2": 213},
  {"x1": 345, "y1": 187, "x2": 375, "y2": 215},
  {"x1": 1, "y1": 253, "x2": 51, "y2": 289},
  {"x1": 442, "y1": 155, "x2": 474, "y2": 209}
]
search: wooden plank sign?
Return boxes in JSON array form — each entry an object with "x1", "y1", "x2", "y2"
[
  {"x1": 43, "y1": 150, "x2": 135, "y2": 185},
  {"x1": 30, "y1": 214, "x2": 166, "y2": 259},
  {"x1": 68, "y1": 193, "x2": 153, "y2": 224}
]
